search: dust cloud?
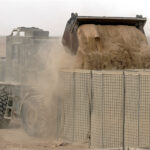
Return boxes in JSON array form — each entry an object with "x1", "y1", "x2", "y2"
[
  {"x1": 19, "y1": 38, "x2": 76, "y2": 138},
  {"x1": 20, "y1": 25, "x2": 150, "y2": 138}
]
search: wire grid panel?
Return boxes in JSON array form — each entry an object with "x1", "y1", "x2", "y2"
[
  {"x1": 73, "y1": 70, "x2": 91, "y2": 143},
  {"x1": 91, "y1": 71, "x2": 124, "y2": 148},
  {"x1": 90, "y1": 71, "x2": 103, "y2": 148},
  {"x1": 60, "y1": 70, "x2": 91, "y2": 143},
  {"x1": 124, "y1": 71, "x2": 139, "y2": 147},
  {"x1": 60, "y1": 70, "x2": 75, "y2": 141},
  {"x1": 139, "y1": 71, "x2": 150, "y2": 147}
]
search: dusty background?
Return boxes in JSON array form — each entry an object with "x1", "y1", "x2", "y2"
[
  {"x1": 0, "y1": 34, "x2": 150, "y2": 150},
  {"x1": 0, "y1": 38, "x2": 83, "y2": 150}
]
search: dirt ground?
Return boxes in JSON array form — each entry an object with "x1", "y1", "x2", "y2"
[{"x1": 0, "y1": 121, "x2": 88, "y2": 150}]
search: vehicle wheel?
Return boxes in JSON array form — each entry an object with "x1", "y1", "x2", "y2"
[
  {"x1": 0, "y1": 89, "x2": 10, "y2": 128},
  {"x1": 21, "y1": 92, "x2": 51, "y2": 137}
]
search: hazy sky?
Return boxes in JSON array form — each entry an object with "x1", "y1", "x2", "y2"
[{"x1": 0, "y1": 0, "x2": 150, "y2": 36}]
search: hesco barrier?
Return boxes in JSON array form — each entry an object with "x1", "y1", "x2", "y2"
[
  {"x1": 59, "y1": 70, "x2": 91, "y2": 143},
  {"x1": 58, "y1": 69, "x2": 150, "y2": 149},
  {"x1": 91, "y1": 71, "x2": 124, "y2": 149},
  {"x1": 124, "y1": 70, "x2": 150, "y2": 148}
]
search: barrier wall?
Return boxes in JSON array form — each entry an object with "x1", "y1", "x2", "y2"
[
  {"x1": 91, "y1": 71, "x2": 124, "y2": 148},
  {"x1": 125, "y1": 70, "x2": 150, "y2": 148},
  {"x1": 59, "y1": 69, "x2": 150, "y2": 149},
  {"x1": 60, "y1": 70, "x2": 90, "y2": 143}
]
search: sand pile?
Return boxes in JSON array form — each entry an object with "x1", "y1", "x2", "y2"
[{"x1": 76, "y1": 24, "x2": 150, "y2": 69}]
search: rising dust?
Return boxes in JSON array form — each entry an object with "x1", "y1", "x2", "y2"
[
  {"x1": 0, "y1": 39, "x2": 76, "y2": 149},
  {"x1": 20, "y1": 25, "x2": 150, "y2": 138},
  {"x1": 20, "y1": 39, "x2": 76, "y2": 138}
]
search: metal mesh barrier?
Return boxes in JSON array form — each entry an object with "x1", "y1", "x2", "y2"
[
  {"x1": 60, "y1": 70, "x2": 90, "y2": 143},
  {"x1": 125, "y1": 70, "x2": 150, "y2": 148},
  {"x1": 124, "y1": 71, "x2": 140, "y2": 147},
  {"x1": 90, "y1": 71, "x2": 103, "y2": 148},
  {"x1": 73, "y1": 70, "x2": 91, "y2": 142},
  {"x1": 139, "y1": 71, "x2": 150, "y2": 148},
  {"x1": 91, "y1": 71, "x2": 124, "y2": 148},
  {"x1": 59, "y1": 70, "x2": 74, "y2": 141},
  {"x1": 59, "y1": 69, "x2": 150, "y2": 149}
]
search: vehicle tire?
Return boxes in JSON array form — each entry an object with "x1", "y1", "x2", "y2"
[
  {"x1": 21, "y1": 91, "x2": 51, "y2": 137},
  {"x1": 0, "y1": 89, "x2": 10, "y2": 128}
]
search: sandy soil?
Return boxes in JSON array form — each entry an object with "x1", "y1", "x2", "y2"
[
  {"x1": 76, "y1": 24, "x2": 150, "y2": 70},
  {"x1": 0, "y1": 122, "x2": 88, "y2": 150}
]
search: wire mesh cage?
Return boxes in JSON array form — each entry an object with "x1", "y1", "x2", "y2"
[
  {"x1": 59, "y1": 69, "x2": 150, "y2": 149},
  {"x1": 60, "y1": 69, "x2": 91, "y2": 143},
  {"x1": 125, "y1": 70, "x2": 150, "y2": 148},
  {"x1": 91, "y1": 71, "x2": 124, "y2": 148}
]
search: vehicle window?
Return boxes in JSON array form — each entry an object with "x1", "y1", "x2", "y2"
[
  {"x1": 12, "y1": 31, "x2": 18, "y2": 36},
  {"x1": 19, "y1": 31, "x2": 25, "y2": 37}
]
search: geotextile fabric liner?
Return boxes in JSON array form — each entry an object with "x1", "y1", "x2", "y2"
[{"x1": 60, "y1": 69, "x2": 150, "y2": 149}]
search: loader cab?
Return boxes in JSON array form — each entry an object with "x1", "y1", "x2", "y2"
[
  {"x1": 10, "y1": 27, "x2": 49, "y2": 39},
  {"x1": 6, "y1": 27, "x2": 50, "y2": 83},
  {"x1": 11, "y1": 30, "x2": 25, "y2": 37}
]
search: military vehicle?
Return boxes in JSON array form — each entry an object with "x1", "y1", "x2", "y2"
[{"x1": 0, "y1": 27, "x2": 50, "y2": 129}]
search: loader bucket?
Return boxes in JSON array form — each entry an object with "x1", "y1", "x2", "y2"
[{"x1": 62, "y1": 13, "x2": 147, "y2": 54}]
